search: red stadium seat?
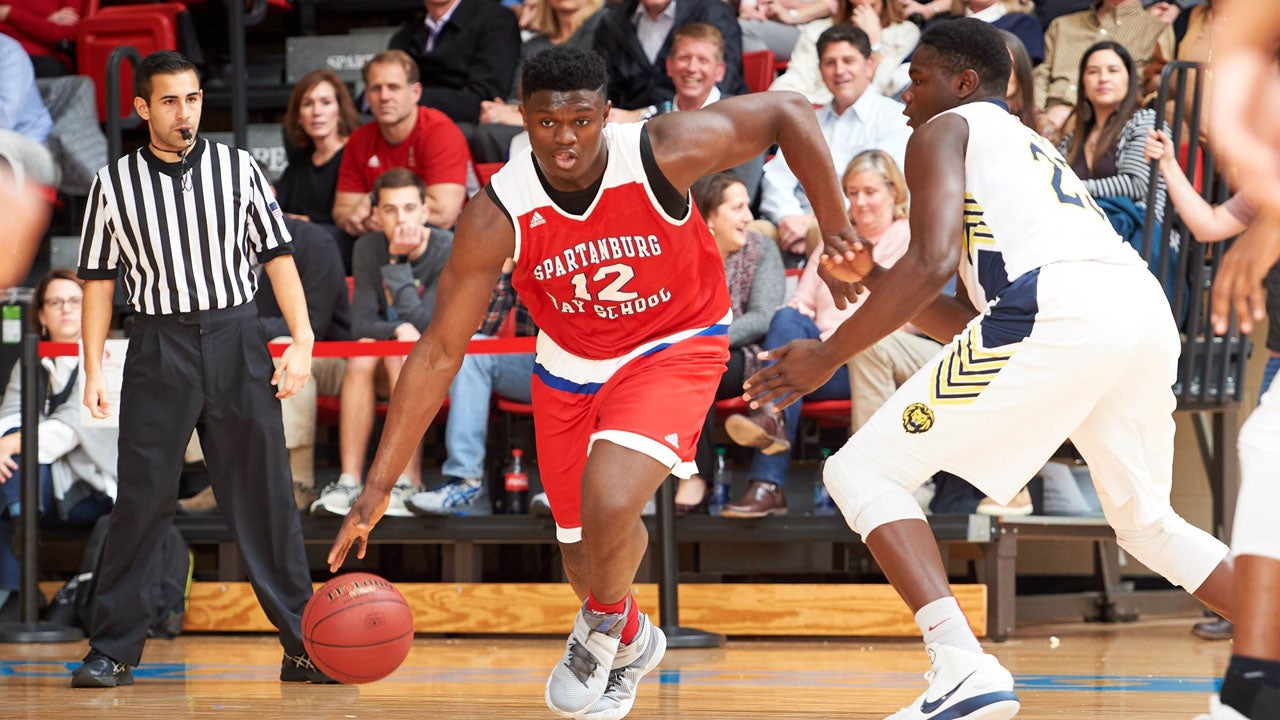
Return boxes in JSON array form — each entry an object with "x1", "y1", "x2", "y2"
[
  {"x1": 78, "y1": 3, "x2": 187, "y2": 121},
  {"x1": 742, "y1": 50, "x2": 778, "y2": 94},
  {"x1": 474, "y1": 161, "x2": 504, "y2": 187}
]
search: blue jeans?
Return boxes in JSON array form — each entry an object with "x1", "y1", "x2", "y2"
[
  {"x1": 748, "y1": 307, "x2": 850, "y2": 487},
  {"x1": 443, "y1": 336, "x2": 536, "y2": 480},
  {"x1": 0, "y1": 460, "x2": 114, "y2": 590},
  {"x1": 1261, "y1": 355, "x2": 1280, "y2": 405}
]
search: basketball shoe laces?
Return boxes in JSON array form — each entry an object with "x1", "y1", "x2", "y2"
[{"x1": 563, "y1": 640, "x2": 603, "y2": 684}]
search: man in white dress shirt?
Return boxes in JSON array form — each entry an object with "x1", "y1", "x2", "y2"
[{"x1": 760, "y1": 23, "x2": 911, "y2": 255}]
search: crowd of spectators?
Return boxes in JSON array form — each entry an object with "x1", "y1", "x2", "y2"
[{"x1": 0, "y1": 0, "x2": 1238, "y2": 524}]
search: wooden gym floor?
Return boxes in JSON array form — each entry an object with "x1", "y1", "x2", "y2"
[{"x1": 0, "y1": 614, "x2": 1225, "y2": 719}]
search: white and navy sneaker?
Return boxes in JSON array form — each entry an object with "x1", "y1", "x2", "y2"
[
  {"x1": 384, "y1": 477, "x2": 417, "y2": 518},
  {"x1": 545, "y1": 603, "x2": 627, "y2": 717},
  {"x1": 408, "y1": 477, "x2": 492, "y2": 516},
  {"x1": 580, "y1": 612, "x2": 667, "y2": 720},
  {"x1": 886, "y1": 643, "x2": 1020, "y2": 720},
  {"x1": 311, "y1": 474, "x2": 361, "y2": 517}
]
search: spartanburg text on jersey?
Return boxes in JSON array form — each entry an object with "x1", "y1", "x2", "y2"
[{"x1": 489, "y1": 122, "x2": 731, "y2": 361}]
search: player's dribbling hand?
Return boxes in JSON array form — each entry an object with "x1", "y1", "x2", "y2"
[
  {"x1": 328, "y1": 490, "x2": 389, "y2": 572},
  {"x1": 742, "y1": 339, "x2": 840, "y2": 412},
  {"x1": 1210, "y1": 209, "x2": 1280, "y2": 336}
]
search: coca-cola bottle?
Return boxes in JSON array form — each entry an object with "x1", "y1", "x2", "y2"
[{"x1": 503, "y1": 449, "x2": 529, "y2": 514}]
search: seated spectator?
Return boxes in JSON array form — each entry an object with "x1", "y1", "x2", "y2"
[
  {"x1": 312, "y1": 169, "x2": 453, "y2": 518},
  {"x1": 256, "y1": 218, "x2": 353, "y2": 509},
  {"x1": 959, "y1": 0, "x2": 1043, "y2": 65},
  {"x1": 388, "y1": 0, "x2": 522, "y2": 129},
  {"x1": 332, "y1": 51, "x2": 470, "y2": 236},
  {"x1": 770, "y1": 0, "x2": 919, "y2": 100},
  {"x1": 761, "y1": 25, "x2": 911, "y2": 256},
  {"x1": 277, "y1": 70, "x2": 361, "y2": 273},
  {"x1": 409, "y1": 273, "x2": 537, "y2": 516},
  {"x1": 592, "y1": 0, "x2": 748, "y2": 122},
  {"x1": 0, "y1": 270, "x2": 115, "y2": 614},
  {"x1": 177, "y1": 217, "x2": 353, "y2": 514},
  {"x1": 1058, "y1": 41, "x2": 1166, "y2": 254},
  {"x1": 722, "y1": 149, "x2": 911, "y2": 518},
  {"x1": 675, "y1": 172, "x2": 785, "y2": 513},
  {"x1": 665, "y1": 23, "x2": 765, "y2": 201},
  {"x1": 1034, "y1": 0, "x2": 1171, "y2": 143},
  {"x1": 1146, "y1": 1, "x2": 1215, "y2": 143},
  {"x1": 0, "y1": 1, "x2": 81, "y2": 77},
  {"x1": 0, "y1": 33, "x2": 53, "y2": 142},
  {"x1": 1001, "y1": 29, "x2": 1038, "y2": 129},
  {"x1": 470, "y1": 0, "x2": 608, "y2": 163},
  {"x1": 739, "y1": 0, "x2": 834, "y2": 62}
]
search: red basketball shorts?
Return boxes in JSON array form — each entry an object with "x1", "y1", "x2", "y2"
[{"x1": 531, "y1": 329, "x2": 729, "y2": 543}]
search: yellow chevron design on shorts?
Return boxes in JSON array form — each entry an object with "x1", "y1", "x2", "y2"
[
  {"x1": 963, "y1": 194, "x2": 996, "y2": 256},
  {"x1": 930, "y1": 325, "x2": 1016, "y2": 405}
]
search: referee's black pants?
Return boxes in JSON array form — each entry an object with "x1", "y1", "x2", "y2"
[{"x1": 90, "y1": 302, "x2": 312, "y2": 666}]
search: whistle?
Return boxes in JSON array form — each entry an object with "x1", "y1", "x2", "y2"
[{"x1": 180, "y1": 128, "x2": 193, "y2": 143}]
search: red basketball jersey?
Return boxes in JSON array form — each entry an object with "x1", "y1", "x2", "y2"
[{"x1": 488, "y1": 123, "x2": 730, "y2": 361}]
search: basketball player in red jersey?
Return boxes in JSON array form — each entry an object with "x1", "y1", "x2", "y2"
[
  {"x1": 1199, "y1": 3, "x2": 1280, "y2": 718},
  {"x1": 327, "y1": 46, "x2": 856, "y2": 718}
]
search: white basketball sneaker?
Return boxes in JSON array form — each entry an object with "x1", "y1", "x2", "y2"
[
  {"x1": 580, "y1": 612, "x2": 667, "y2": 720},
  {"x1": 545, "y1": 603, "x2": 626, "y2": 717},
  {"x1": 886, "y1": 643, "x2": 1020, "y2": 720}
]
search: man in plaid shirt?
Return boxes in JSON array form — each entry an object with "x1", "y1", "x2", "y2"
[{"x1": 409, "y1": 266, "x2": 538, "y2": 515}]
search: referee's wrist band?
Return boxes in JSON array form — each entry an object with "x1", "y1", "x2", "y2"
[{"x1": 388, "y1": 254, "x2": 410, "y2": 265}]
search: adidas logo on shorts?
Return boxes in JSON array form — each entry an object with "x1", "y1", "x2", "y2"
[{"x1": 664, "y1": 433, "x2": 679, "y2": 447}]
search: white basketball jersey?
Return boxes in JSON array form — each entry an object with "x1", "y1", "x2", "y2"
[{"x1": 935, "y1": 101, "x2": 1141, "y2": 313}]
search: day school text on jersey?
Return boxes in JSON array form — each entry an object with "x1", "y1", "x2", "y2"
[{"x1": 531, "y1": 233, "x2": 674, "y2": 320}]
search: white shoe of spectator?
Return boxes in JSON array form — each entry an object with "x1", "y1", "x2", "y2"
[
  {"x1": 531, "y1": 491, "x2": 553, "y2": 516},
  {"x1": 384, "y1": 477, "x2": 417, "y2": 518},
  {"x1": 408, "y1": 477, "x2": 492, "y2": 516},
  {"x1": 311, "y1": 474, "x2": 361, "y2": 517}
]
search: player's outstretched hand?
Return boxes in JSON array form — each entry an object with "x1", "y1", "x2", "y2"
[
  {"x1": 742, "y1": 339, "x2": 840, "y2": 412},
  {"x1": 328, "y1": 489, "x2": 389, "y2": 572},
  {"x1": 1211, "y1": 210, "x2": 1280, "y2": 336}
]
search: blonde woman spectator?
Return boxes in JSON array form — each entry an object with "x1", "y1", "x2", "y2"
[{"x1": 723, "y1": 150, "x2": 919, "y2": 518}]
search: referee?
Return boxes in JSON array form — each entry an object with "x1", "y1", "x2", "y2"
[{"x1": 72, "y1": 51, "x2": 330, "y2": 687}]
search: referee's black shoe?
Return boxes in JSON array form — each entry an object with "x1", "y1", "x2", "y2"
[
  {"x1": 70, "y1": 649, "x2": 134, "y2": 688},
  {"x1": 281, "y1": 652, "x2": 338, "y2": 683}
]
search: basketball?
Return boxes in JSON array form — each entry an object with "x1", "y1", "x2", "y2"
[{"x1": 302, "y1": 572, "x2": 414, "y2": 684}]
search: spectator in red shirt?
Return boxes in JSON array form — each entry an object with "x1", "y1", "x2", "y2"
[
  {"x1": 0, "y1": 0, "x2": 81, "y2": 77},
  {"x1": 333, "y1": 50, "x2": 470, "y2": 236}
]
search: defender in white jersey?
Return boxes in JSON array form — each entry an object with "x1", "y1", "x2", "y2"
[{"x1": 743, "y1": 19, "x2": 1236, "y2": 720}]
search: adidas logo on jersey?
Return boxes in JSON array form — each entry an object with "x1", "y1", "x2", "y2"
[
  {"x1": 367, "y1": 156, "x2": 381, "y2": 169},
  {"x1": 664, "y1": 433, "x2": 679, "y2": 447},
  {"x1": 529, "y1": 211, "x2": 546, "y2": 228}
]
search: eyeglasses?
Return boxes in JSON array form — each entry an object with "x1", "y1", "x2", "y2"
[{"x1": 43, "y1": 297, "x2": 82, "y2": 310}]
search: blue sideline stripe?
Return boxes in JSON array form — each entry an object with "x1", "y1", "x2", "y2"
[{"x1": 0, "y1": 661, "x2": 1222, "y2": 694}]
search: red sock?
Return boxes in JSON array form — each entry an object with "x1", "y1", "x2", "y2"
[{"x1": 586, "y1": 592, "x2": 641, "y2": 645}]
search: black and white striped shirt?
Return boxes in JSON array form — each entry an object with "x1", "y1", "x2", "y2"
[{"x1": 77, "y1": 139, "x2": 294, "y2": 316}]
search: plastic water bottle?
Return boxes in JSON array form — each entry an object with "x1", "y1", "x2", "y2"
[
  {"x1": 709, "y1": 447, "x2": 732, "y2": 515},
  {"x1": 503, "y1": 449, "x2": 529, "y2": 515},
  {"x1": 813, "y1": 448, "x2": 836, "y2": 516}
]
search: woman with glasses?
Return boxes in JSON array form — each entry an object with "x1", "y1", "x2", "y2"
[{"x1": 0, "y1": 269, "x2": 116, "y2": 615}]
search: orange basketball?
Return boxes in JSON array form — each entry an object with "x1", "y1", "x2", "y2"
[{"x1": 302, "y1": 572, "x2": 414, "y2": 684}]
